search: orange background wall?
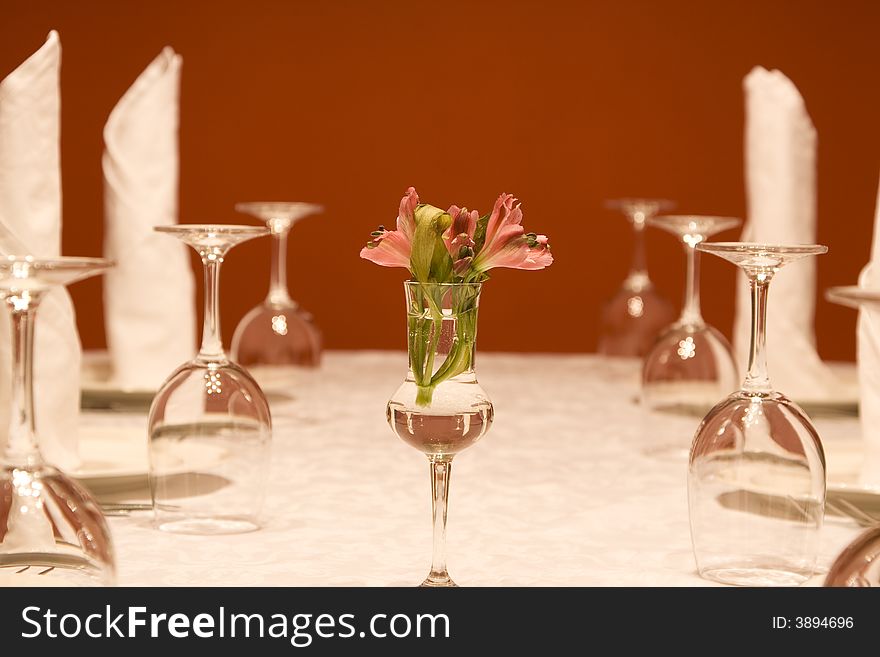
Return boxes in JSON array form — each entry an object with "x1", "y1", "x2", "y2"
[{"x1": 2, "y1": 0, "x2": 879, "y2": 359}]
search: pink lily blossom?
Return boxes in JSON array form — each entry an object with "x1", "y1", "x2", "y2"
[
  {"x1": 444, "y1": 205, "x2": 479, "y2": 275},
  {"x1": 359, "y1": 186, "x2": 419, "y2": 269},
  {"x1": 361, "y1": 187, "x2": 552, "y2": 278},
  {"x1": 471, "y1": 193, "x2": 553, "y2": 272}
]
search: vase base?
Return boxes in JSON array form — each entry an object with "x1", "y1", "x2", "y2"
[{"x1": 419, "y1": 574, "x2": 458, "y2": 588}]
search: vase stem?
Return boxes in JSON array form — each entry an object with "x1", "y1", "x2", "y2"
[{"x1": 422, "y1": 459, "x2": 456, "y2": 587}]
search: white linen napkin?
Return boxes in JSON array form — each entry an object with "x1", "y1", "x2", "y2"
[
  {"x1": 733, "y1": 66, "x2": 833, "y2": 399},
  {"x1": 857, "y1": 176, "x2": 880, "y2": 472},
  {"x1": 103, "y1": 47, "x2": 195, "y2": 389},
  {"x1": 0, "y1": 31, "x2": 81, "y2": 470}
]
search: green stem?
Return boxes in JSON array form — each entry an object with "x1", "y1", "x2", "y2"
[
  {"x1": 430, "y1": 312, "x2": 473, "y2": 386},
  {"x1": 423, "y1": 306, "x2": 443, "y2": 384},
  {"x1": 416, "y1": 384, "x2": 435, "y2": 407},
  {"x1": 411, "y1": 285, "x2": 479, "y2": 407},
  {"x1": 414, "y1": 291, "x2": 444, "y2": 404}
]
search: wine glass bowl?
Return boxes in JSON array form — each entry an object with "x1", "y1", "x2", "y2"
[
  {"x1": 689, "y1": 391, "x2": 825, "y2": 585},
  {"x1": 641, "y1": 216, "x2": 741, "y2": 415},
  {"x1": 598, "y1": 198, "x2": 677, "y2": 357},
  {"x1": 232, "y1": 304, "x2": 321, "y2": 368},
  {"x1": 641, "y1": 324, "x2": 738, "y2": 413},
  {"x1": 231, "y1": 201, "x2": 324, "y2": 372},
  {"x1": 0, "y1": 256, "x2": 116, "y2": 586},
  {"x1": 688, "y1": 242, "x2": 828, "y2": 587},
  {"x1": 598, "y1": 287, "x2": 676, "y2": 357},
  {"x1": 150, "y1": 225, "x2": 272, "y2": 535}
]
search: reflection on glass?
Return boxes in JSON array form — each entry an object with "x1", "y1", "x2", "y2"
[
  {"x1": 689, "y1": 242, "x2": 828, "y2": 586},
  {"x1": 0, "y1": 256, "x2": 115, "y2": 585},
  {"x1": 598, "y1": 198, "x2": 676, "y2": 357},
  {"x1": 150, "y1": 225, "x2": 272, "y2": 535}
]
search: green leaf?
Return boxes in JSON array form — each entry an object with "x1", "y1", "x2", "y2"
[{"x1": 410, "y1": 204, "x2": 454, "y2": 283}]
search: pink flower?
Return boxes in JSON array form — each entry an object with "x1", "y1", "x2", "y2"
[
  {"x1": 361, "y1": 188, "x2": 553, "y2": 277},
  {"x1": 444, "y1": 205, "x2": 479, "y2": 274},
  {"x1": 360, "y1": 187, "x2": 419, "y2": 269},
  {"x1": 471, "y1": 193, "x2": 553, "y2": 271}
]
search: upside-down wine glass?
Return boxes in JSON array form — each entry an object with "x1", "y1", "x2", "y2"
[
  {"x1": 825, "y1": 284, "x2": 880, "y2": 457},
  {"x1": 387, "y1": 281, "x2": 493, "y2": 587},
  {"x1": 689, "y1": 242, "x2": 827, "y2": 586},
  {"x1": 231, "y1": 202, "x2": 324, "y2": 378},
  {"x1": 0, "y1": 256, "x2": 115, "y2": 585},
  {"x1": 598, "y1": 198, "x2": 676, "y2": 357},
  {"x1": 822, "y1": 284, "x2": 880, "y2": 588},
  {"x1": 150, "y1": 225, "x2": 272, "y2": 535},
  {"x1": 641, "y1": 216, "x2": 740, "y2": 416},
  {"x1": 825, "y1": 527, "x2": 880, "y2": 587}
]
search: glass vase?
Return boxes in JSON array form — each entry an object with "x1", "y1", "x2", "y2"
[{"x1": 386, "y1": 281, "x2": 493, "y2": 587}]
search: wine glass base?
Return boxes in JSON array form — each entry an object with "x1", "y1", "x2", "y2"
[
  {"x1": 0, "y1": 553, "x2": 112, "y2": 586},
  {"x1": 156, "y1": 515, "x2": 260, "y2": 535},
  {"x1": 419, "y1": 575, "x2": 459, "y2": 588},
  {"x1": 699, "y1": 565, "x2": 813, "y2": 587}
]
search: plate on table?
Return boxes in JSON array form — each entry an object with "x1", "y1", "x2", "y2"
[
  {"x1": 629, "y1": 362, "x2": 858, "y2": 417},
  {"x1": 72, "y1": 422, "x2": 227, "y2": 494},
  {"x1": 80, "y1": 351, "x2": 155, "y2": 411},
  {"x1": 82, "y1": 351, "x2": 297, "y2": 410},
  {"x1": 824, "y1": 439, "x2": 880, "y2": 516}
]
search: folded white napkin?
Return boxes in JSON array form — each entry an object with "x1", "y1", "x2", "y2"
[
  {"x1": 733, "y1": 66, "x2": 833, "y2": 398},
  {"x1": 857, "y1": 176, "x2": 880, "y2": 467},
  {"x1": 0, "y1": 31, "x2": 81, "y2": 470},
  {"x1": 103, "y1": 48, "x2": 195, "y2": 389}
]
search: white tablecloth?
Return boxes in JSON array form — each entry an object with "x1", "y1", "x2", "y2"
[{"x1": 90, "y1": 352, "x2": 864, "y2": 586}]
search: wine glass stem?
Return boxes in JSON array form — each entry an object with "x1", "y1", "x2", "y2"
[
  {"x1": 268, "y1": 224, "x2": 292, "y2": 306},
  {"x1": 3, "y1": 294, "x2": 42, "y2": 466},
  {"x1": 197, "y1": 257, "x2": 225, "y2": 363},
  {"x1": 744, "y1": 274, "x2": 772, "y2": 393},
  {"x1": 680, "y1": 243, "x2": 703, "y2": 325},
  {"x1": 427, "y1": 459, "x2": 452, "y2": 584},
  {"x1": 624, "y1": 220, "x2": 650, "y2": 289}
]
